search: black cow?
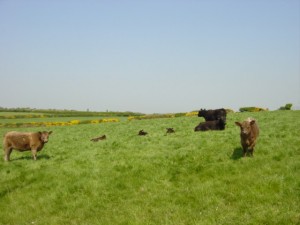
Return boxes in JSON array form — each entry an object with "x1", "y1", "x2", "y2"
[
  {"x1": 138, "y1": 130, "x2": 148, "y2": 136},
  {"x1": 166, "y1": 128, "x2": 175, "y2": 134},
  {"x1": 194, "y1": 118, "x2": 226, "y2": 132},
  {"x1": 198, "y1": 108, "x2": 227, "y2": 122}
]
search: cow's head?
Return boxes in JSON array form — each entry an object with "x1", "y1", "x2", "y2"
[
  {"x1": 235, "y1": 120, "x2": 255, "y2": 135},
  {"x1": 39, "y1": 131, "x2": 53, "y2": 143},
  {"x1": 198, "y1": 109, "x2": 206, "y2": 117}
]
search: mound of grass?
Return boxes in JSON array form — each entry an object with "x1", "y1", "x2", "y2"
[{"x1": 0, "y1": 111, "x2": 299, "y2": 224}]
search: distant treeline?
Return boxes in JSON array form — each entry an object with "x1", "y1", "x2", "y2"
[
  {"x1": 239, "y1": 103, "x2": 293, "y2": 112},
  {"x1": 0, "y1": 107, "x2": 144, "y2": 118},
  {"x1": 239, "y1": 107, "x2": 268, "y2": 112}
]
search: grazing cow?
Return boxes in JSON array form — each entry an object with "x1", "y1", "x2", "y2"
[
  {"x1": 90, "y1": 135, "x2": 106, "y2": 142},
  {"x1": 138, "y1": 130, "x2": 148, "y2": 136},
  {"x1": 3, "y1": 131, "x2": 52, "y2": 161},
  {"x1": 194, "y1": 118, "x2": 226, "y2": 131},
  {"x1": 235, "y1": 118, "x2": 259, "y2": 157},
  {"x1": 166, "y1": 128, "x2": 175, "y2": 134},
  {"x1": 198, "y1": 108, "x2": 227, "y2": 122}
]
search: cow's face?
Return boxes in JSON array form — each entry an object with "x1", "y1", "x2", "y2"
[
  {"x1": 235, "y1": 121, "x2": 255, "y2": 135},
  {"x1": 40, "y1": 131, "x2": 53, "y2": 143},
  {"x1": 198, "y1": 109, "x2": 206, "y2": 117}
]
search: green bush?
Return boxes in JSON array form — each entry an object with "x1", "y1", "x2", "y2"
[
  {"x1": 174, "y1": 112, "x2": 186, "y2": 117},
  {"x1": 239, "y1": 107, "x2": 268, "y2": 112},
  {"x1": 279, "y1": 103, "x2": 293, "y2": 110}
]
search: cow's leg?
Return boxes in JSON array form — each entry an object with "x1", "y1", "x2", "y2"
[
  {"x1": 242, "y1": 145, "x2": 247, "y2": 157},
  {"x1": 249, "y1": 142, "x2": 256, "y2": 157},
  {"x1": 31, "y1": 149, "x2": 37, "y2": 160},
  {"x1": 4, "y1": 147, "x2": 13, "y2": 161}
]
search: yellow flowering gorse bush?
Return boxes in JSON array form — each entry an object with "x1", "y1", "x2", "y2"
[
  {"x1": 185, "y1": 111, "x2": 198, "y2": 117},
  {"x1": 0, "y1": 118, "x2": 120, "y2": 128}
]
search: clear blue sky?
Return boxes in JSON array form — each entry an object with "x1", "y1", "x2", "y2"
[{"x1": 1, "y1": 0, "x2": 299, "y2": 113}]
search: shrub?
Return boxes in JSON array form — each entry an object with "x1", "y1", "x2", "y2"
[
  {"x1": 279, "y1": 103, "x2": 292, "y2": 110},
  {"x1": 174, "y1": 113, "x2": 185, "y2": 117},
  {"x1": 0, "y1": 118, "x2": 120, "y2": 128},
  {"x1": 70, "y1": 120, "x2": 80, "y2": 125},
  {"x1": 225, "y1": 109, "x2": 235, "y2": 113},
  {"x1": 128, "y1": 114, "x2": 175, "y2": 121},
  {"x1": 185, "y1": 111, "x2": 198, "y2": 117},
  {"x1": 239, "y1": 107, "x2": 268, "y2": 112}
]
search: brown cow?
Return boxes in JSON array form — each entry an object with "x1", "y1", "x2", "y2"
[
  {"x1": 235, "y1": 118, "x2": 259, "y2": 157},
  {"x1": 3, "y1": 131, "x2": 52, "y2": 161},
  {"x1": 166, "y1": 128, "x2": 175, "y2": 134},
  {"x1": 138, "y1": 130, "x2": 148, "y2": 136},
  {"x1": 90, "y1": 135, "x2": 106, "y2": 142}
]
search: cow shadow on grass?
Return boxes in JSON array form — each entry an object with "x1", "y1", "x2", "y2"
[
  {"x1": 231, "y1": 147, "x2": 243, "y2": 160},
  {"x1": 12, "y1": 154, "x2": 51, "y2": 161}
]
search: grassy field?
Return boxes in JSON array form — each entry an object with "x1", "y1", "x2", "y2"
[{"x1": 0, "y1": 110, "x2": 299, "y2": 225}]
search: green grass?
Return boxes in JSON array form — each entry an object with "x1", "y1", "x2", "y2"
[{"x1": 0, "y1": 111, "x2": 299, "y2": 225}]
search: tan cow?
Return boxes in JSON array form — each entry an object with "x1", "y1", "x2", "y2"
[{"x1": 3, "y1": 131, "x2": 52, "y2": 161}]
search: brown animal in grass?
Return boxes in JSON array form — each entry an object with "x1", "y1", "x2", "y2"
[
  {"x1": 3, "y1": 131, "x2": 52, "y2": 161},
  {"x1": 166, "y1": 128, "x2": 175, "y2": 134},
  {"x1": 235, "y1": 118, "x2": 259, "y2": 157},
  {"x1": 90, "y1": 135, "x2": 106, "y2": 142},
  {"x1": 138, "y1": 130, "x2": 148, "y2": 136}
]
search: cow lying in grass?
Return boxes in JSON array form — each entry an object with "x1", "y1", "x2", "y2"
[
  {"x1": 194, "y1": 118, "x2": 226, "y2": 131},
  {"x1": 3, "y1": 131, "x2": 52, "y2": 161},
  {"x1": 138, "y1": 130, "x2": 148, "y2": 136},
  {"x1": 166, "y1": 128, "x2": 175, "y2": 134},
  {"x1": 235, "y1": 118, "x2": 259, "y2": 157},
  {"x1": 90, "y1": 135, "x2": 106, "y2": 142}
]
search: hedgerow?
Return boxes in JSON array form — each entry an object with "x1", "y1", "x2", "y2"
[
  {"x1": 0, "y1": 118, "x2": 119, "y2": 128},
  {"x1": 239, "y1": 107, "x2": 268, "y2": 112}
]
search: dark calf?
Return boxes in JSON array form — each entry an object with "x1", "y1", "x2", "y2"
[
  {"x1": 166, "y1": 128, "x2": 175, "y2": 134},
  {"x1": 90, "y1": 135, "x2": 106, "y2": 142},
  {"x1": 138, "y1": 130, "x2": 148, "y2": 136}
]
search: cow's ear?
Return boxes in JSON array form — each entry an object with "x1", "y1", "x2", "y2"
[
  {"x1": 48, "y1": 131, "x2": 53, "y2": 135},
  {"x1": 250, "y1": 120, "x2": 256, "y2": 125},
  {"x1": 235, "y1": 122, "x2": 241, "y2": 127}
]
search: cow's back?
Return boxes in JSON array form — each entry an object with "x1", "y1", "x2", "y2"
[
  {"x1": 251, "y1": 122, "x2": 259, "y2": 140},
  {"x1": 4, "y1": 131, "x2": 35, "y2": 151}
]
